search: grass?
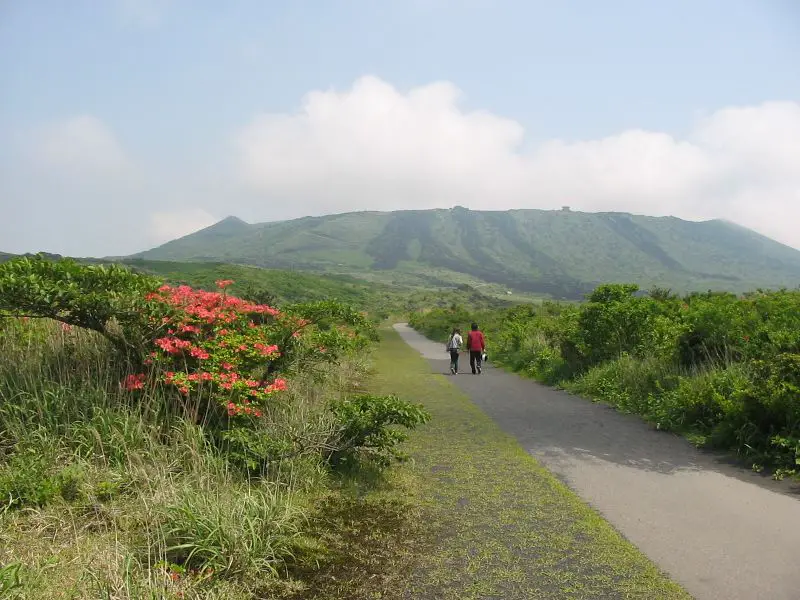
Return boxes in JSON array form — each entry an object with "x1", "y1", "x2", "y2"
[
  {"x1": 0, "y1": 317, "x2": 426, "y2": 599},
  {"x1": 368, "y1": 327, "x2": 690, "y2": 599}
]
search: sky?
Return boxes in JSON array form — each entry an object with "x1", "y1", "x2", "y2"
[{"x1": 1, "y1": 0, "x2": 799, "y2": 256}]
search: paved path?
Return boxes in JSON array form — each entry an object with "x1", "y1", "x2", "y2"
[{"x1": 394, "y1": 323, "x2": 800, "y2": 600}]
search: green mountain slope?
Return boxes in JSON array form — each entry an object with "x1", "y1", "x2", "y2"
[{"x1": 132, "y1": 208, "x2": 800, "y2": 298}]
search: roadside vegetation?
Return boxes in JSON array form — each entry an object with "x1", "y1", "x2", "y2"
[
  {"x1": 410, "y1": 283, "x2": 800, "y2": 479},
  {"x1": 0, "y1": 256, "x2": 429, "y2": 599}
]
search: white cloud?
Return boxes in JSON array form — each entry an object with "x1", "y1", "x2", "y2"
[
  {"x1": 27, "y1": 115, "x2": 134, "y2": 180},
  {"x1": 234, "y1": 76, "x2": 800, "y2": 248},
  {"x1": 149, "y1": 209, "x2": 217, "y2": 245}
]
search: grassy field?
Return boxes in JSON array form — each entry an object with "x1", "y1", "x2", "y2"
[{"x1": 368, "y1": 327, "x2": 689, "y2": 599}]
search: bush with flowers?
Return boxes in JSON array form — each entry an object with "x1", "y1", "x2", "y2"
[{"x1": 0, "y1": 256, "x2": 427, "y2": 475}]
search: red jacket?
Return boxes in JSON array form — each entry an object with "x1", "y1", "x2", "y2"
[{"x1": 466, "y1": 330, "x2": 485, "y2": 351}]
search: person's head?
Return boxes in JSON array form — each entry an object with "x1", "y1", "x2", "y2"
[
  {"x1": 471, "y1": 323, "x2": 478, "y2": 331},
  {"x1": 455, "y1": 328, "x2": 461, "y2": 334},
  {"x1": 451, "y1": 328, "x2": 458, "y2": 336}
]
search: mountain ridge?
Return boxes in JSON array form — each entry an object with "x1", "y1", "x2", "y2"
[{"x1": 133, "y1": 208, "x2": 800, "y2": 299}]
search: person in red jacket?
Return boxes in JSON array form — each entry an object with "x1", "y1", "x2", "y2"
[{"x1": 466, "y1": 322, "x2": 485, "y2": 374}]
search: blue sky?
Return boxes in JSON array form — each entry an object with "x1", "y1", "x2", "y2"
[{"x1": 1, "y1": 0, "x2": 799, "y2": 255}]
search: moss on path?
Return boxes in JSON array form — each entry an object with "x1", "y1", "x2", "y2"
[{"x1": 371, "y1": 327, "x2": 689, "y2": 599}]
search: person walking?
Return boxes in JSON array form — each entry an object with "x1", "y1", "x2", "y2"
[
  {"x1": 466, "y1": 322, "x2": 485, "y2": 374},
  {"x1": 446, "y1": 328, "x2": 463, "y2": 374}
]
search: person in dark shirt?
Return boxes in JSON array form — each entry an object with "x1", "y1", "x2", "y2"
[{"x1": 466, "y1": 322, "x2": 485, "y2": 374}]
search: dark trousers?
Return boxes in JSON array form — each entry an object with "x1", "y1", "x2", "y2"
[
  {"x1": 449, "y1": 350, "x2": 460, "y2": 373},
  {"x1": 469, "y1": 350, "x2": 483, "y2": 373}
]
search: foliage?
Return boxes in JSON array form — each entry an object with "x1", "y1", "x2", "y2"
[
  {"x1": 135, "y1": 208, "x2": 800, "y2": 298},
  {"x1": 0, "y1": 259, "x2": 426, "y2": 597},
  {"x1": 0, "y1": 255, "x2": 162, "y2": 361},
  {"x1": 328, "y1": 394, "x2": 431, "y2": 467},
  {"x1": 410, "y1": 285, "x2": 800, "y2": 476}
]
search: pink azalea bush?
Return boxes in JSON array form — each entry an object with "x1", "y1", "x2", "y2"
[{"x1": 123, "y1": 280, "x2": 302, "y2": 420}]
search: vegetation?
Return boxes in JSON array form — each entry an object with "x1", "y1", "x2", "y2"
[
  {"x1": 410, "y1": 284, "x2": 800, "y2": 478},
  {"x1": 365, "y1": 328, "x2": 688, "y2": 598},
  {"x1": 135, "y1": 208, "x2": 800, "y2": 297},
  {"x1": 121, "y1": 259, "x2": 517, "y2": 322},
  {"x1": 0, "y1": 256, "x2": 429, "y2": 598}
]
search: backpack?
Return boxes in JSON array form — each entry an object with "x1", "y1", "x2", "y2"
[{"x1": 447, "y1": 334, "x2": 460, "y2": 350}]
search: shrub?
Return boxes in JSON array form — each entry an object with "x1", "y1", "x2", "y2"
[
  {"x1": 409, "y1": 284, "x2": 800, "y2": 475},
  {"x1": 328, "y1": 394, "x2": 431, "y2": 467}
]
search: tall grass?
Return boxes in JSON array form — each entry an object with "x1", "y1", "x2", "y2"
[{"x1": 0, "y1": 318, "x2": 370, "y2": 598}]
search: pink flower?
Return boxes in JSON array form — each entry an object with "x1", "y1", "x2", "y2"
[
  {"x1": 189, "y1": 346, "x2": 210, "y2": 360},
  {"x1": 215, "y1": 279, "x2": 234, "y2": 289},
  {"x1": 263, "y1": 378, "x2": 288, "y2": 394},
  {"x1": 253, "y1": 342, "x2": 279, "y2": 356},
  {"x1": 221, "y1": 362, "x2": 234, "y2": 371},
  {"x1": 123, "y1": 373, "x2": 146, "y2": 391},
  {"x1": 61, "y1": 322, "x2": 73, "y2": 332}
]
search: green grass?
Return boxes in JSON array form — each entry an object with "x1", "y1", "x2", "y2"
[
  {"x1": 368, "y1": 327, "x2": 690, "y2": 599},
  {"x1": 0, "y1": 317, "x2": 426, "y2": 599}
]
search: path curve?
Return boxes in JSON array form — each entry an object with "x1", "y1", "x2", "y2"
[{"x1": 394, "y1": 323, "x2": 800, "y2": 600}]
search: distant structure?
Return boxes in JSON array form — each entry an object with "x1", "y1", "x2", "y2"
[{"x1": 562, "y1": 206, "x2": 571, "y2": 212}]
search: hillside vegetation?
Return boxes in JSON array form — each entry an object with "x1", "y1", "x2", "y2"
[
  {"x1": 0, "y1": 257, "x2": 430, "y2": 598},
  {"x1": 121, "y1": 259, "x2": 516, "y2": 319},
  {"x1": 410, "y1": 284, "x2": 800, "y2": 478},
  {"x1": 134, "y1": 208, "x2": 800, "y2": 298}
]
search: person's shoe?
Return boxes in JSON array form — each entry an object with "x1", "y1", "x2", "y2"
[
  {"x1": 477, "y1": 365, "x2": 482, "y2": 374},
  {"x1": 450, "y1": 366, "x2": 455, "y2": 374}
]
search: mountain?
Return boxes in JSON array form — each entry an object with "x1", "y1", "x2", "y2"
[{"x1": 132, "y1": 208, "x2": 800, "y2": 299}]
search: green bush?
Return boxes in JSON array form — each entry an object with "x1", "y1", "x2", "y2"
[
  {"x1": 328, "y1": 394, "x2": 431, "y2": 467},
  {"x1": 410, "y1": 284, "x2": 800, "y2": 475}
]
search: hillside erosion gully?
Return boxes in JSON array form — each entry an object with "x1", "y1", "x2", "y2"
[{"x1": 393, "y1": 323, "x2": 800, "y2": 600}]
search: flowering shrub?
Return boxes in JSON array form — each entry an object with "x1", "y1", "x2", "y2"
[
  {"x1": 1, "y1": 257, "x2": 427, "y2": 479},
  {"x1": 134, "y1": 281, "x2": 293, "y2": 421}
]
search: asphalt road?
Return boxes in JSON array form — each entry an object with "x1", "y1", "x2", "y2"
[{"x1": 394, "y1": 323, "x2": 800, "y2": 600}]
